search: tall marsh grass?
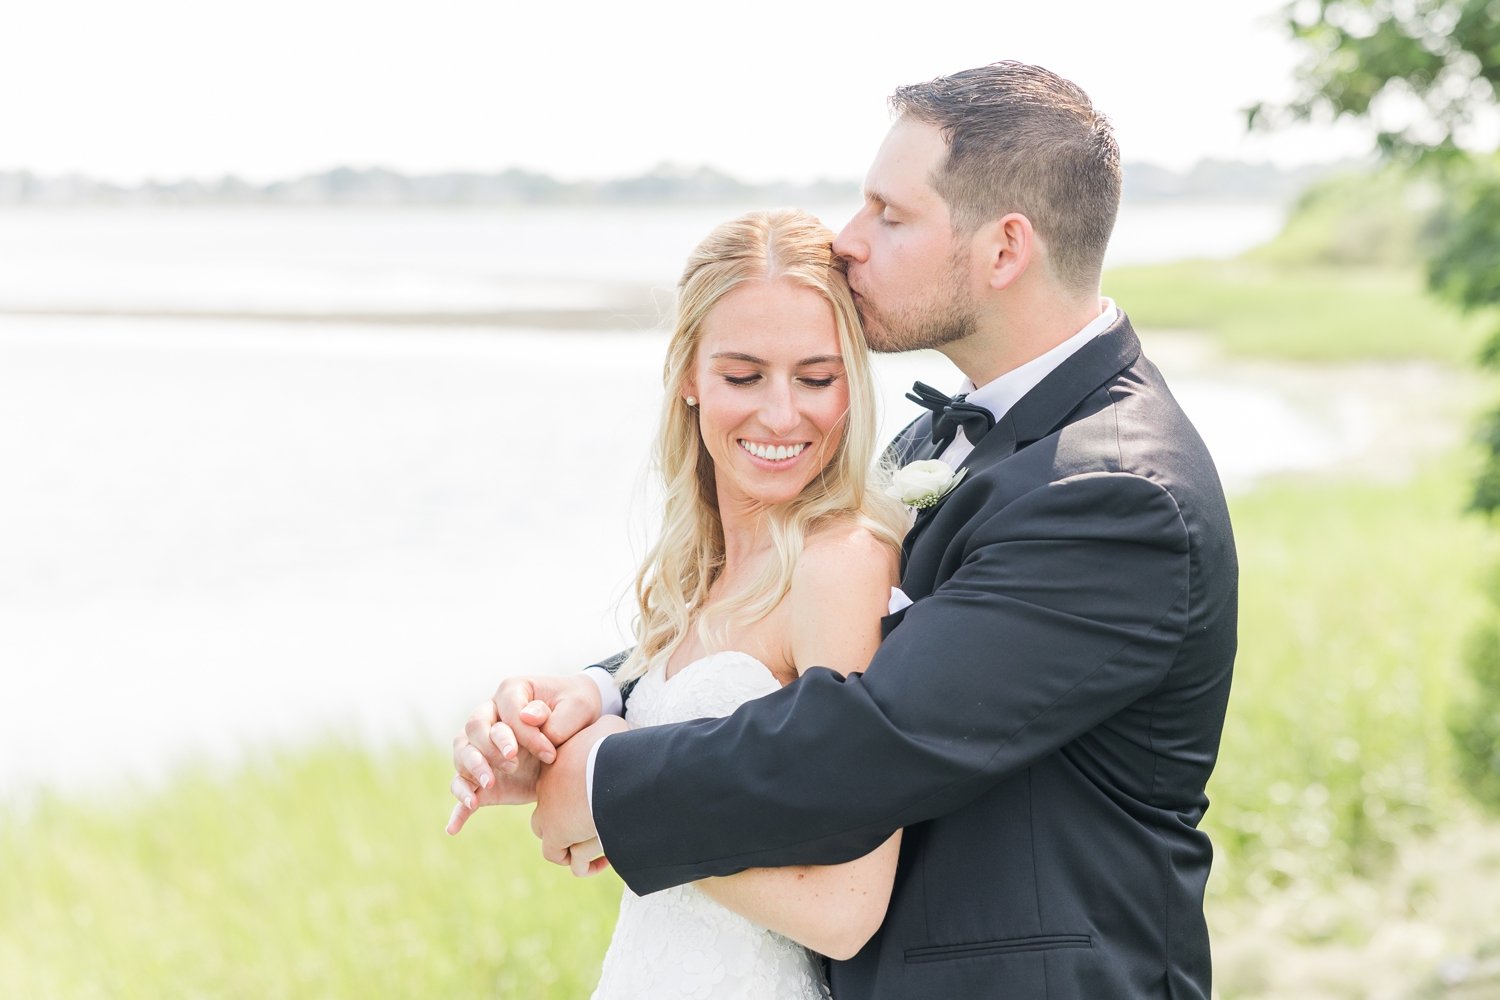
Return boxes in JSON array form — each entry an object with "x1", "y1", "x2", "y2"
[
  {"x1": 1205, "y1": 457, "x2": 1494, "y2": 901},
  {"x1": 0, "y1": 744, "x2": 621, "y2": 998}
]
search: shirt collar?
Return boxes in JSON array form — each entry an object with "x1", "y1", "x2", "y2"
[{"x1": 958, "y1": 298, "x2": 1119, "y2": 423}]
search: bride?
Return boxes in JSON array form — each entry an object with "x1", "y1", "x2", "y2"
[
  {"x1": 591, "y1": 208, "x2": 910, "y2": 999},
  {"x1": 456, "y1": 208, "x2": 909, "y2": 998}
]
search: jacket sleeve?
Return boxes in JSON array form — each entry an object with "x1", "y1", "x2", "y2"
[{"x1": 592, "y1": 472, "x2": 1193, "y2": 895}]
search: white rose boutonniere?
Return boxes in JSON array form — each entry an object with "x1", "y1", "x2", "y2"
[{"x1": 886, "y1": 460, "x2": 967, "y2": 511}]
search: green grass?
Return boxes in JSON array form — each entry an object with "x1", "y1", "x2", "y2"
[
  {"x1": 1104, "y1": 260, "x2": 1492, "y2": 364},
  {"x1": 1104, "y1": 163, "x2": 1495, "y2": 365},
  {"x1": 0, "y1": 742, "x2": 622, "y2": 999},
  {"x1": 1206, "y1": 454, "x2": 1496, "y2": 900}
]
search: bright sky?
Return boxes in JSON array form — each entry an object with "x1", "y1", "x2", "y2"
[{"x1": 0, "y1": 0, "x2": 1374, "y2": 184}]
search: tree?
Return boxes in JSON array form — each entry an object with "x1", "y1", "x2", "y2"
[{"x1": 1256, "y1": 0, "x2": 1500, "y2": 809}]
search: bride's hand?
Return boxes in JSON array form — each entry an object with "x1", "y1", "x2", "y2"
[
  {"x1": 446, "y1": 673, "x2": 605, "y2": 835},
  {"x1": 446, "y1": 749, "x2": 541, "y2": 834},
  {"x1": 490, "y1": 672, "x2": 605, "y2": 770}
]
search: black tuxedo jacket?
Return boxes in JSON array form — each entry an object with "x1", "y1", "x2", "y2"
[{"x1": 593, "y1": 314, "x2": 1237, "y2": 999}]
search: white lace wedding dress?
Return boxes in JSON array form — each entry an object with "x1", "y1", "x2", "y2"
[{"x1": 590, "y1": 650, "x2": 832, "y2": 1000}]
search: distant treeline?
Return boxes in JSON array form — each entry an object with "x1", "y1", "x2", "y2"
[{"x1": 0, "y1": 159, "x2": 1358, "y2": 206}]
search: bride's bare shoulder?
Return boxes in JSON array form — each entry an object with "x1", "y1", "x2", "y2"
[
  {"x1": 784, "y1": 520, "x2": 899, "y2": 675},
  {"x1": 795, "y1": 519, "x2": 900, "y2": 593}
]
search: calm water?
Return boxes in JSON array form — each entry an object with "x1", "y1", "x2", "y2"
[
  {"x1": 0, "y1": 201, "x2": 1284, "y2": 315},
  {"x1": 0, "y1": 202, "x2": 1323, "y2": 796}
]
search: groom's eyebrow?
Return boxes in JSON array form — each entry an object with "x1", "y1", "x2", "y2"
[
  {"x1": 709, "y1": 352, "x2": 844, "y2": 366},
  {"x1": 866, "y1": 187, "x2": 903, "y2": 212}
]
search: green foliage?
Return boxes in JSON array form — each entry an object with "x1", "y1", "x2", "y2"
[
  {"x1": 1473, "y1": 409, "x2": 1500, "y2": 515},
  {"x1": 1429, "y1": 169, "x2": 1500, "y2": 315},
  {"x1": 1253, "y1": 0, "x2": 1500, "y2": 159},
  {"x1": 1451, "y1": 566, "x2": 1500, "y2": 807},
  {"x1": 1262, "y1": 0, "x2": 1500, "y2": 815}
]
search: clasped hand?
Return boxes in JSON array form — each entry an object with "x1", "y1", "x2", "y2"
[{"x1": 447, "y1": 673, "x2": 626, "y2": 876}]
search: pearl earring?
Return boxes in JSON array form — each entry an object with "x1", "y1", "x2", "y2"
[{"x1": 685, "y1": 396, "x2": 698, "y2": 407}]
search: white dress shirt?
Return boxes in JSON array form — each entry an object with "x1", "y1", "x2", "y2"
[
  {"x1": 937, "y1": 299, "x2": 1118, "y2": 469},
  {"x1": 582, "y1": 299, "x2": 1120, "y2": 833}
]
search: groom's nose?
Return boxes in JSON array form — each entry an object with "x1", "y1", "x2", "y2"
[{"x1": 832, "y1": 215, "x2": 867, "y2": 264}]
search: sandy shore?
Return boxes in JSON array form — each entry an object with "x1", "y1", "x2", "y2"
[
  {"x1": 1141, "y1": 329, "x2": 1488, "y2": 488},
  {"x1": 0, "y1": 291, "x2": 671, "y2": 332}
]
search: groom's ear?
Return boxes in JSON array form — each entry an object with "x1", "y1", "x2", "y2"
[{"x1": 976, "y1": 212, "x2": 1034, "y2": 291}]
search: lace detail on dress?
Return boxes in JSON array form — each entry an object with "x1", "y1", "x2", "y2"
[{"x1": 590, "y1": 651, "x2": 831, "y2": 1000}]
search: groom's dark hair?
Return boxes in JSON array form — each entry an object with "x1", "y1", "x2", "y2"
[{"x1": 891, "y1": 61, "x2": 1121, "y2": 292}]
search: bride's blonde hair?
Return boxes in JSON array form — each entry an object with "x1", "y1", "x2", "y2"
[{"x1": 618, "y1": 209, "x2": 907, "y2": 683}]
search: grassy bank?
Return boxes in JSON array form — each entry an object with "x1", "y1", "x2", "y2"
[
  {"x1": 0, "y1": 746, "x2": 621, "y2": 998},
  {"x1": 1104, "y1": 165, "x2": 1494, "y2": 366},
  {"x1": 1104, "y1": 260, "x2": 1491, "y2": 364}
]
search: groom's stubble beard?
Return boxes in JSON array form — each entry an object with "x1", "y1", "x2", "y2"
[{"x1": 856, "y1": 244, "x2": 981, "y2": 355}]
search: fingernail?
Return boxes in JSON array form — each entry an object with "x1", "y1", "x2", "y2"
[
  {"x1": 464, "y1": 795, "x2": 475, "y2": 810},
  {"x1": 539, "y1": 751, "x2": 555, "y2": 765},
  {"x1": 500, "y1": 743, "x2": 516, "y2": 759},
  {"x1": 479, "y1": 773, "x2": 492, "y2": 789}
]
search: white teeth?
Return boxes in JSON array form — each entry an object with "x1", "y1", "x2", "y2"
[{"x1": 738, "y1": 440, "x2": 806, "y2": 461}]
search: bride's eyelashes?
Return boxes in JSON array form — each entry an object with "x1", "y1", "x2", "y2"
[{"x1": 717, "y1": 372, "x2": 843, "y2": 388}]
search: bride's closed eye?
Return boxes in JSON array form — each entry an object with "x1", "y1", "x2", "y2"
[{"x1": 715, "y1": 370, "x2": 841, "y2": 388}]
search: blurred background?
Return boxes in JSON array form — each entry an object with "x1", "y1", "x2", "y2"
[{"x1": 3, "y1": 1, "x2": 1498, "y2": 997}]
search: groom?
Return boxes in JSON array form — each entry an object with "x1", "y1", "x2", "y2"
[{"x1": 454, "y1": 61, "x2": 1237, "y2": 998}]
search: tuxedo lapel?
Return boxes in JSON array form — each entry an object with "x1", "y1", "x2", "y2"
[
  {"x1": 898, "y1": 314, "x2": 1142, "y2": 565},
  {"x1": 955, "y1": 314, "x2": 1141, "y2": 481}
]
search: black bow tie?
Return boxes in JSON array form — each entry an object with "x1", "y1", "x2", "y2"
[{"x1": 906, "y1": 381, "x2": 996, "y2": 452}]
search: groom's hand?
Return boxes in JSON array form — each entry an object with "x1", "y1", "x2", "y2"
[{"x1": 532, "y1": 715, "x2": 629, "y2": 871}]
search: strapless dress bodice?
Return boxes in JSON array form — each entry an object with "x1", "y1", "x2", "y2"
[{"x1": 590, "y1": 650, "x2": 830, "y2": 1000}]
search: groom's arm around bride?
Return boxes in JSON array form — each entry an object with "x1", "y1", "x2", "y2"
[{"x1": 454, "y1": 61, "x2": 1238, "y2": 1000}]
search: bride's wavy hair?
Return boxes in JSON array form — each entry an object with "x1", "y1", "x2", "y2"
[{"x1": 618, "y1": 209, "x2": 907, "y2": 683}]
